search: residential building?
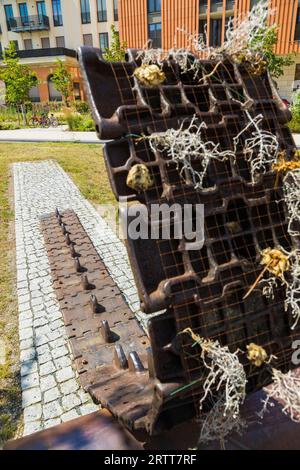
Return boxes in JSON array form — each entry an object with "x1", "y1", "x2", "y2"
[
  {"x1": 0, "y1": 0, "x2": 119, "y2": 102},
  {"x1": 118, "y1": 0, "x2": 300, "y2": 101}
]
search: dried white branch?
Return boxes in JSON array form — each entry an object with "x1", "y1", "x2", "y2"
[
  {"x1": 233, "y1": 111, "x2": 279, "y2": 183},
  {"x1": 147, "y1": 115, "x2": 235, "y2": 189},
  {"x1": 283, "y1": 169, "x2": 300, "y2": 237},
  {"x1": 198, "y1": 397, "x2": 247, "y2": 449},
  {"x1": 285, "y1": 250, "x2": 300, "y2": 330},
  {"x1": 182, "y1": 329, "x2": 247, "y2": 419},
  {"x1": 260, "y1": 368, "x2": 300, "y2": 422}
]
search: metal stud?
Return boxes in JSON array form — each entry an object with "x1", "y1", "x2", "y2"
[
  {"x1": 114, "y1": 344, "x2": 128, "y2": 369},
  {"x1": 100, "y1": 320, "x2": 113, "y2": 343},
  {"x1": 70, "y1": 245, "x2": 78, "y2": 258},
  {"x1": 65, "y1": 234, "x2": 72, "y2": 246},
  {"x1": 61, "y1": 223, "x2": 68, "y2": 235},
  {"x1": 74, "y1": 257, "x2": 84, "y2": 273},
  {"x1": 128, "y1": 351, "x2": 144, "y2": 373},
  {"x1": 90, "y1": 294, "x2": 104, "y2": 314},
  {"x1": 81, "y1": 274, "x2": 92, "y2": 290}
]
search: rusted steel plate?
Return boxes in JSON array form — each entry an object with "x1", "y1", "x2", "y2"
[
  {"x1": 41, "y1": 210, "x2": 155, "y2": 432},
  {"x1": 78, "y1": 46, "x2": 300, "y2": 417},
  {"x1": 4, "y1": 410, "x2": 142, "y2": 450}
]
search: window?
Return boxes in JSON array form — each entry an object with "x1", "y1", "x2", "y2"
[
  {"x1": 52, "y1": 0, "x2": 63, "y2": 26},
  {"x1": 29, "y1": 77, "x2": 40, "y2": 102},
  {"x1": 41, "y1": 37, "x2": 50, "y2": 48},
  {"x1": 73, "y1": 82, "x2": 81, "y2": 101},
  {"x1": 199, "y1": 19, "x2": 206, "y2": 39},
  {"x1": 48, "y1": 75, "x2": 62, "y2": 101},
  {"x1": 149, "y1": 22, "x2": 161, "y2": 47},
  {"x1": 148, "y1": 0, "x2": 161, "y2": 13},
  {"x1": 19, "y1": 3, "x2": 29, "y2": 22},
  {"x1": 83, "y1": 34, "x2": 93, "y2": 46},
  {"x1": 4, "y1": 4, "x2": 14, "y2": 31},
  {"x1": 0, "y1": 43, "x2": 3, "y2": 56},
  {"x1": 199, "y1": 0, "x2": 208, "y2": 13},
  {"x1": 99, "y1": 32, "x2": 109, "y2": 51},
  {"x1": 80, "y1": 0, "x2": 90, "y2": 24},
  {"x1": 210, "y1": 18, "x2": 222, "y2": 47},
  {"x1": 37, "y1": 1, "x2": 47, "y2": 19},
  {"x1": 114, "y1": 0, "x2": 118, "y2": 21},
  {"x1": 24, "y1": 39, "x2": 33, "y2": 50},
  {"x1": 295, "y1": 4, "x2": 300, "y2": 41},
  {"x1": 97, "y1": 0, "x2": 107, "y2": 22},
  {"x1": 55, "y1": 36, "x2": 65, "y2": 47},
  {"x1": 210, "y1": 0, "x2": 223, "y2": 13},
  {"x1": 250, "y1": 0, "x2": 259, "y2": 9}
]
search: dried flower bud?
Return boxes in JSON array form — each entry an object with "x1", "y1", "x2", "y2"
[
  {"x1": 134, "y1": 64, "x2": 166, "y2": 87},
  {"x1": 126, "y1": 163, "x2": 154, "y2": 192},
  {"x1": 247, "y1": 343, "x2": 268, "y2": 367}
]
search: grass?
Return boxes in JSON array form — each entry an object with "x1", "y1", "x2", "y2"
[{"x1": 0, "y1": 142, "x2": 114, "y2": 447}]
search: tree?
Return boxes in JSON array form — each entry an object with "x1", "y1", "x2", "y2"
[
  {"x1": 250, "y1": 24, "x2": 294, "y2": 79},
  {"x1": 0, "y1": 42, "x2": 37, "y2": 125},
  {"x1": 103, "y1": 25, "x2": 127, "y2": 62},
  {"x1": 51, "y1": 59, "x2": 73, "y2": 105}
]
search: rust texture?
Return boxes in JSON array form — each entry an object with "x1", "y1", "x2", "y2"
[{"x1": 77, "y1": 48, "x2": 300, "y2": 431}]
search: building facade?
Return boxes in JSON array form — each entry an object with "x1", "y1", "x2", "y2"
[
  {"x1": 0, "y1": 0, "x2": 119, "y2": 102},
  {"x1": 118, "y1": 0, "x2": 300, "y2": 101}
]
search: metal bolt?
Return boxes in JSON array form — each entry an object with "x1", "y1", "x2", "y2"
[
  {"x1": 100, "y1": 320, "x2": 113, "y2": 343},
  {"x1": 114, "y1": 344, "x2": 128, "y2": 369}
]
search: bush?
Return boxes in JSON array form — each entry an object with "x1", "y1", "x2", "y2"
[
  {"x1": 0, "y1": 121, "x2": 20, "y2": 130},
  {"x1": 288, "y1": 115, "x2": 300, "y2": 133},
  {"x1": 65, "y1": 111, "x2": 95, "y2": 131},
  {"x1": 72, "y1": 101, "x2": 90, "y2": 114}
]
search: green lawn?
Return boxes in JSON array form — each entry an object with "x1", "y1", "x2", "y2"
[{"x1": 0, "y1": 142, "x2": 114, "y2": 447}]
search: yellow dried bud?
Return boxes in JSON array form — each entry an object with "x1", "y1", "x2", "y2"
[
  {"x1": 260, "y1": 247, "x2": 290, "y2": 281},
  {"x1": 126, "y1": 164, "x2": 154, "y2": 193},
  {"x1": 134, "y1": 64, "x2": 166, "y2": 87},
  {"x1": 247, "y1": 343, "x2": 268, "y2": 367}
]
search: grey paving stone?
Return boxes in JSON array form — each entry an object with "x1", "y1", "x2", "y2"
[
  {"x1": 44, "y1": 387, "x2": 60, "y2": 404},
  {"x1": 39, "y1": 361, "x2": 56, "y2": 376},
  {"x1": 23, "y1": 403, "x2": 42, "y2": 422},
  {"x1": 22, "y1": 387, "x2": 41, "y2": 407},
  {"x1": 61, "y1": 409, "x2": 80, "y2": 422},
  {"x1": 21, "y1": 372, "x2": 39, "y2": 391},
  {"x1": 43, "y1": 401, "x2": 63, "y2": 420},
  {"x1": 40, "y1": 374, "x2": 57, "y2": 393},
  {"x1": 56, "y1": 367, "x2": 74, "y2": 383},
  {"x1": 62, "y1": 393, "x2": 81, "y2": 412},
  {"x1": 60, "y1": 378, "x2": 79, "y2": 395},
  {"x1": 20, "y1": 360, "x2": 38, "y2": 377},
  {"x1": 23, "y1": 420, "x2": 42, "y2": 436}
]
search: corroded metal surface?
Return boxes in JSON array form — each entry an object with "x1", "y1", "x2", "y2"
[
  {"x1": 41, "y1": 210, "x2": 155, "y2": 432},
  {"x1": 78, "y1": 46, "x2": 300, "y2": 418}
]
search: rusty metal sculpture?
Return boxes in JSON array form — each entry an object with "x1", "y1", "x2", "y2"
[{"x1": 40, "y1": 45, "x2": 299, "y2": 436}]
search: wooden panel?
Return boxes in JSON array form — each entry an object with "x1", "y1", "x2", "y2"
[
  {"x1": 119, "y1": 0, "x2": 148, "y2": 48},
  {"x1": 161, "y1": 0, "x2": 199, "y2": 49}
]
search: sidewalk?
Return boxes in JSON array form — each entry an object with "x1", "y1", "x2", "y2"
[
  {"x1": 0, "y1": 126, "x2": 103, "y2": 144},
  {"x1": 0, "y1": 125, "x2": 300, "y2": 147}
]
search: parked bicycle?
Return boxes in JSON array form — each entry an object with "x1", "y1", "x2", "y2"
[{"x1": 29, "y1": 113, "x2": 59, "y2": 128}]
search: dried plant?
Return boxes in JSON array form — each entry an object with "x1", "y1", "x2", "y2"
[
  {"x1": 285, "y1": 250, "x2": 300, "y2": 330},
  {"x1": 146, "y1": 115, "x2": 235, "y2": 189},
  {"x1": 283, "y1": 169, "x2": 300, "y2": 237},
  {"x1": 137, "y1": 1, "x2": 273, "y2": 79},
  {"x1": 181, "y1": 328, "x2": 247, "y2": 419},
  {"x1": 244, "y1": 247, "x2": 290, "y2": 300},
  {"x1": 197, "y1": 397, "x2": 247, "y2": 449},
  {"x1": 260, "y1": 368, "x2": 300, "y2": 422},
  {"x1": 233, "y1": 111, "x2": 279, "y2": 183},
  {"x1": 246, "y1": 343, "x2": 268, "y2": 367}
]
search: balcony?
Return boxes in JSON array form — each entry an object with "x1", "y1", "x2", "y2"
[
  {"x1": 16, "y1": 47, "x2": 76, "y2": 59},
  {"x1": 8, "y1": 15, "x2": 50, "y2": 33}
]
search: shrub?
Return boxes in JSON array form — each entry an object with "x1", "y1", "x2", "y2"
[
  {"x1": 73, "y1": 101, "x2": 90, "y2": 114},
  {"x1": 64, "y1": 111, "x2": 95, "y2": 131}
]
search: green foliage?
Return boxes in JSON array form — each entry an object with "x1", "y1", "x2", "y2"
[
  {"x1": 250, "y1": 24, "x2": 294, "y2": 78},
  {"x1": 0, "y1": 42, "x2": 37, "y2": 108},
  {"x1": 65, "y1": 112, "x2": 95, "y2": 131},
  {"x1": 72, "y1": 100, "x2": 90, "y2": 114},
  {"x1": 51, "y1": 59, "x2": 73, "y2": 103},
  {"x1": 103, "y1": 25, "x2": 127, "y2": 62}
]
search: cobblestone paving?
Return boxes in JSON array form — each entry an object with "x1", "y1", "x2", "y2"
[{"x1": 13, "y1": 160, "x2": 146, "y2": 436}]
